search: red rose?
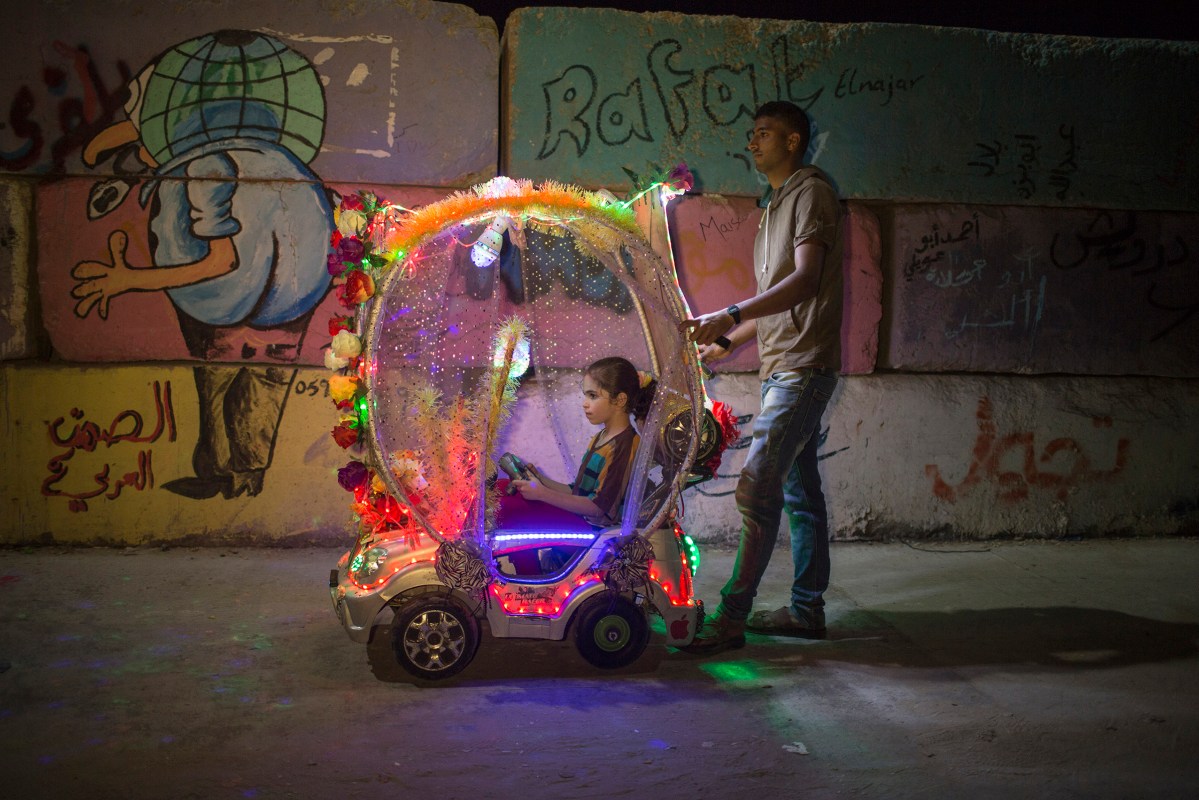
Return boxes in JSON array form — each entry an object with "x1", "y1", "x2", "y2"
[
  {"x1": 338, "y1": 270, "x2": 376, "y2": 307},
  {"x1": 703, "y1": 401, "x2": 741, "y2": 473},
  {"x1": 340, "y1": 194, "x2": 365, "y2": 212},
  {"x1": 328, "y1": 316, "x2": 354, "y2": 336},
  {"x1": 330, "y1": 230, "x2": 342, "y2": 248},
  {"x1": 332, "y1": 421, "x2": 359, "y2": 449}
]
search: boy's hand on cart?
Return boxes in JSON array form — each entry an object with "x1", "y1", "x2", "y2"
[
  {"x1": 680, "y1": 309, "x2": 734, "y2": 346},
  {"x1": 697, "y1": 340, "x2": 731, "y2": 363}
]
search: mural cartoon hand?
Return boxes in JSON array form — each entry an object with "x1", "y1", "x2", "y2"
[{"x1": 71, "y1": 230, "x2": 138, "y2": 320}]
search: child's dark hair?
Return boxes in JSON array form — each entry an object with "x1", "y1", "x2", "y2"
[{"x1": 586, "y1": 357, "x2": 657, "y2": 421}]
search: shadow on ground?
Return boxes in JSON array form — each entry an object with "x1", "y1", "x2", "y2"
[
  {"x1": 361, "y1": 606, "x2": 1199, "y2": 688},
  {"x1": 816, "y1": 606, "x2": 1199, "y2": 671}
]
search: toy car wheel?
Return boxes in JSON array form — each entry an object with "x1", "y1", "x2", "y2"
[
  {"x1": 392, "y1": 597, "x2": 480, "y2": 681},
  {"x1": 574, "y1": 595, "x2": 650, "y2": 669}
]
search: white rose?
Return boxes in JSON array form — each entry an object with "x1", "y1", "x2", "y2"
[
  {"x1": 337, "y1": 209, "x2": 368, "y2": 237},
  {"x1": 331, "y1": 330, "x2": 363, "y2": 359},
  {"x1": 324, "y1": 348, "x2": 350, "y2": 370}
]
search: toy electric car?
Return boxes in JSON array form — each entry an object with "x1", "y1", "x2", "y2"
[{"x1": 326, "y1": 178, "x2": 724, "y2": 680}]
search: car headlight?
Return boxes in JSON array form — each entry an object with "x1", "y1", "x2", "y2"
[{"x1": 350, "y1": 546, "x2": 389, "y2": 583}]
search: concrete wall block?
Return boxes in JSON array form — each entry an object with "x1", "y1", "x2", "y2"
[
  {"x1": 37, "y1": 181, "x2": 449, "y2": 363},
  {"x1": 504, "y1": 8, "x2": 1197, "y2": 209},
  {"x1": 880, "y1": 204, "x2": 1199, "y2": 376},
  {"x1": 1, "y1": 0, "x2": 497, "y2": 186},
  {"x1": 0, "y1": 181, "x2": 34, "y2": 361},
  {"x1": 4, "y1": 361, "x2": 1195, "y2": 545},
  {"x1": 679, "y1": 372, "x2": 1199, "y2": 542},
  {"x1": 1, "y1": 361, "x2": 353, "y2": 546},
  {"x1": 829, "y1": 374, "x2": 1199, "y2": 539}
]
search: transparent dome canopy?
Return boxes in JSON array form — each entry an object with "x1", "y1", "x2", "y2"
[{"x1": 360, "y1": 182, "x2": 705, "y2": 553}]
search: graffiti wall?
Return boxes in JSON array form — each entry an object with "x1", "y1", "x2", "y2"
[
  {"x1": 881, "y1": 205, "x2": 1199, "y2": 376},
  {"x1": 668, "y1": 195, "x2": 882, "y2": 375},
  {"x1": 2, "y1": 1, "x2": 1198, "y2": 545},
  {"x1": 1, "y1": 363, "x2": 348, "y2": 543},
  {"x1": 1, "y1": 1, "x2": 499, "y2": 545},
  {"x1": 0, "y1": 182, "x2": 33, "y2": 360},
  {"x1": 505, "y1": 8, "x2": 1199, "y2": 210},
  {"x1": 0, "y1": 1, "x2": 497, "y2": 184},
  {"x1": 668, "y1": 371, "x2": 1199, "y2": 541},
  {"x1": 37, "y1": 182, "x2": 450, "y2": 363},
  {"x1": 827, "y1": 374, "x2": 1199, "y2": 538}
]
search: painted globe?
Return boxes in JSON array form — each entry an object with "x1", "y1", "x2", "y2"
[{"x1": 138, "y1": 30, "x2": 325, "y2": 165}]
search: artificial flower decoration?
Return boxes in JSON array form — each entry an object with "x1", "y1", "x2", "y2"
[
  {"x1": 328, "y1": 374, "x2": 359, "y2": 403},
  {"x1": 337, "y1": 460, "x2": 369, "y2": 492},
  {"x1": 328, "y1": 315, "x2": 354, "y2": 336},
  {"x1": 337, "y1": 236, "x2": 365, "y2": 266},
  {"x1": 324, "y1": 348, "x2": 350, "y2": 371},
  {"x1": 327, "y1": 250, "x2": 348, "y2": 277},
  {"x1": 637, "y1": 370, "x2": 655, "y2": 389},
  {"x1": 331, "y1": 420, "x2": 359, "y2": 449},
  {"x1": 336, "y1": 194, "x2": 369, "y2": 236},
  {"x1": 389, "y1": 451, "x2": 430, "y2": 493},
  {"x1": 330, "y1": 330, "x2": 362, "y2": 360},
  {"x1": 704, "y1": 400, "x2": 741, "y2": 473},
  {"x1": 665, "y1": 162, "x2": 695, "y2": 194},
  {"x1": 338, "y1": 270, "x2": 375, "y2": 308}
]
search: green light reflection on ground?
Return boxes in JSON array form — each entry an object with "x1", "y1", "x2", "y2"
[{"x1": 698, "y1": 660, "x2": 764, "y2": 683}]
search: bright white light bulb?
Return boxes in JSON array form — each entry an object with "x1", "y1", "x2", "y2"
[{"x1": 471, "y1": 216, "x2": 509, "y2": 268}]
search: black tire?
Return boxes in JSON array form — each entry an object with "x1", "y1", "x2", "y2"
[
  {"x1": 574, "y1": 594, "x2": 650, "y2": 669},
  {"x1": 391, "y1": 597, "x2": 480, "y2": 681}
]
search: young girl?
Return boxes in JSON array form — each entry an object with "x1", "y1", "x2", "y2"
[{"x1": 511, "y1": 357, "x2": 656, "y2": 527}]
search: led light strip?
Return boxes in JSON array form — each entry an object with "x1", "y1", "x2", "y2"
[{"x1": 492, "y1": 532, "x2": 599, "y2": 544}]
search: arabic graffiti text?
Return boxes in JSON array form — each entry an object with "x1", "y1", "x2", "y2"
[
  {"x1": 924, "y1": 395, "x2": 1129, "y2": 504},
  {"x1": 41, "y1": 380, "x2": 176, "y2": 512}
]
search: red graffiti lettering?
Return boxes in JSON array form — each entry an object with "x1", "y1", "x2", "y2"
[
  {"x1": 925, "y1": 395, "x2": 1129, "y2": 503},
  {"x1": 42, "y1": 380, "x2": 175, "y2": 512},
  {"x1": 0, "y1": 43, "x2": 130, "y2": 172}
]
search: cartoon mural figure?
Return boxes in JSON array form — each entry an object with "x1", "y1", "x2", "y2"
[{"x1": 71, "y1": 30, "x2": 333, "y2": 499}]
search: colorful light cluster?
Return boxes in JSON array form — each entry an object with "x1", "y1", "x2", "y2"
[
  {"x1": 490, "y1": 575, "x2": 603, "y2": 617},
  {"x1": 325, "y1": 170, "x2": 708, "y2": 607}
]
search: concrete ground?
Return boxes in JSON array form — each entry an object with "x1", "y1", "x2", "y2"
[{"x1": 1, "y1": 539, "x2": 1197, "y2": 799}]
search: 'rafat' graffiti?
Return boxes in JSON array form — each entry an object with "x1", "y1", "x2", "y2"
[
  {"x1": 42, "y1": 380, "x2": 176, "y2": 512},
  {"x1": 536, "y1": 34, "x2": 925, "y2": 168},
  {"x1": 924, "y1": 396, "x2": 1129, "y2": 503}
]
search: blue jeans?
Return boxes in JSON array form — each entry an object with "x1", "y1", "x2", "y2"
[{"x1": 718, "y1": 369, "x2": 838, "y2": 626}]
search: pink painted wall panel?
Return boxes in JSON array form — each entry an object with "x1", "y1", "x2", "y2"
[
  {"x1": 37, "y1": 181, "x2": 449, "y2": 364},
  {"x1": 670, "y1": 195, "x2": 880, "y2": 375}
]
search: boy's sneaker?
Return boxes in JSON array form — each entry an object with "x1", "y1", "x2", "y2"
[
  {"x1": 680, "y1": 613, "x2": 746, "y2": 655},
  {"x1": 746, "y1": 607, "x2": 827, "y2": 639}
]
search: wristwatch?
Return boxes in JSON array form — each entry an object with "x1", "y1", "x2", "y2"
[{"x1": 726, "y1": 304, "x2": 742, "y2": 324}]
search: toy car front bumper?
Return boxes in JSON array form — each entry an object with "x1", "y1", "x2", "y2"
[{"x1": 329, "y1": 566, "x2": 383, "y2": 644}]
